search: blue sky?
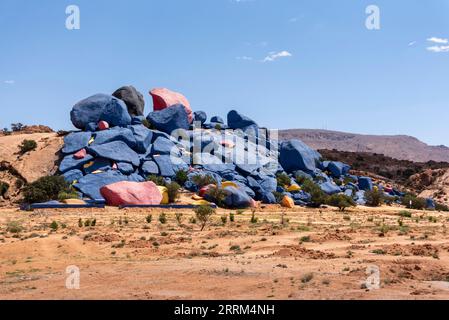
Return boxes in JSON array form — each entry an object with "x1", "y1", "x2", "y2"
[{"x1": 1, "y1": 0, "x2": 449, "y2": 146}]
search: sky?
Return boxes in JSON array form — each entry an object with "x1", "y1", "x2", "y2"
[{"x1": 1, "y1": 0, "x2": 449, "y2": 146}]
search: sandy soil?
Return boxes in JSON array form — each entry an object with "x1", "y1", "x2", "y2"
[{"x1": 1, "y1": 204, "x2": 449, "y2": 300}]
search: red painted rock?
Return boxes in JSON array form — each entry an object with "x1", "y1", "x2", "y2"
[
  {"x1": 73, "y1": 148, "x2": 87, "y2": 160},
  {"x1": 100, "y1": 181, "x2": 163, "y2": 206},
  {"x1": 150, "y1": 88, "x2": 193, "y2": 123},
  {"x1": 199, "y1": 184, "x2": 216, "y2": 197},
  {"x1": 98, "y1": 121, "x2": 110, "y2": 131}
]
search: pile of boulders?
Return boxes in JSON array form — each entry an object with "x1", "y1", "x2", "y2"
[{"x1": 53, "y1": 85, "x2": 430, "y2": 209}]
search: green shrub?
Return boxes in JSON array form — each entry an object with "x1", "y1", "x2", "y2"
[
  {"x1": 18, "y1": 139, "x2": 37, "y2": 155},
  {"x1": 221, "y1": 215, "x2": 227, "y2": 224},
  {"x1": 398, "y1": 210, "x2": 412, "y2": 218},
  {"x1": 302, "y1": 180, "x2": 328, "y2": 207},
  {"x1": 146, "y1": 175, "x2": 165, "y2": 186},
  {"x1": 326, "y1": 194, "x2": 355, "y2": 212},
  {"x1": 191, "y1": 174, "x2": 216, "y2": 188},
  {"x1": 365, "y1": 189, "x2": 384, "y2": 207},
  {"x1": 165, "y1": 182, "x2": 181, "y2": 203},
  {"x1": 50, "y1": 221, "x2": 58, "y2": 231},
  {"x1": 57, "y1": 187, "x2": 79, "y2": 201},
  {"x1": 159, "y1": 213, "x2": 167, "y2": 224},
  {"x1": 401, "y1": 194, "x2": 426, "y2": 210},
  {"x1": 7, "y1": 221, "x2": 23, "y2": 233},
  {"x1": 214, "y1": 124, "x2": 222, "y2": 131},
  {"x1": 272, "y1": 191, "x2": 284, "y2": 204},
  {"x1": 22, "y1": 176, "x2": 71, "y2": 204},
  {"x1": 276, "y1": 173, "x2": 291, "y2": 187},
  {"x1": 194, "y1": 205, "x2": 215, "y2": 231},
  {"x1": 146, "y1": 214, "x2": 153, "y2": 224},
  {"x1": 206, "y1": 186, "x2": 227, "y2": 207},
  {"x1": 295, "y1": 175, "x2": 312, "y2": 186},
  {"x1": 229, "y1": 212, "x2": 235, "y2": 222},
  {"x1": 0, "y1": 181, "x2": 10, "y2": 198},
  {"x1": 435, "y1": 203, "x2": 449, "y2": 212},
  {"x1": 175, "y1": 213, "x2": 183, "y2": 225},
  {"x1": 175, "y1": 169, "x2": 189, "y2": 185}
]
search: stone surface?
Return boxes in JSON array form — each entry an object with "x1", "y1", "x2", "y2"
[
  {"x1": 100, "y1": 181, "x2": 163, "y2": 206},
  {"x1": 112, "y1": 85, "x2": 145, "y2": 117}
]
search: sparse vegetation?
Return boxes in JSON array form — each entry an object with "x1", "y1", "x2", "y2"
[
  {"x1": 165, "y1": 182, "x2": 181, "y2": 203},
  {"x1": 50, "y1": 221, "x2": 58, "y2": 231},
  {"x1": 0, "y1": 181, "x2": 9, "y2": 198},
  {"x1": 18, "y1": 139, "x2": 37, "y2": 155},
  {"x1": 146, "y1": 214, "x2": 153, "y2": 224},
  {"x1": 326, "y1": 194, "x2": 355, "y2": 212},
  {"x1": 398, "y1": 210, "x2": 412, "y2": 218},
  {"x1": 365, "y1": 189, "x2": 384, "y2": 207},
  {"x1": 6, "y1": 221, "x2": 23, "y2": 234},
  {"x1": 191, "y1": 174, "x2": 217, "y2": 188},
  {"x1": 22, "y1": 175, "x2": 72, "y2": 204},
  {"x1": 301, "y1": 179, "x2": 328, "y2": 207},
  {"x1": 194, "y1": 205, "x2": 215, "y2": 231},
  {"x1": 206, "y1": 186, "x2": 227, "y2": 207},
  {"x1": 146, "y1": 175, "x2": 165, "y2": 186},
  {"x1": 175, "y1": 169, "x2": 189, "y2": 186},
  {"x1": 175, "y1": 213, "x2": 183, "y2": 225},
  {"x1": 159, "y1": 213, "x2": 167, "y2": 224},
  {"x1": 276, "y1": 173, "x2": 291, "y2": 187},
  {"x1": 401, "y1": 194, "x2": 426, "y2": 210}
]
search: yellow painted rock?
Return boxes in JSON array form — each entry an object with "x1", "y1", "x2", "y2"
[
  {"x1": 192, "y1": 200, "x2": 212, "y2": 206},
  {"x1": 222, "y1": 181, "x2": 239, "y2": 189},
  {"x1": 192, "y1": 194, "x2": 203, "y2": 201},
  {"x1": 88, "y1": 137, "x2": 95, "y2": 145},
  {"x1": 91, "y1": 170, "x2": 103, "y2": 174},
  {"x1": 287, "y1": 184, "x2": 301, "y2": 192},
  {"x1": 83, "y1": 161, "x2": 94, "y2": 169},
  {"x1": 157, "y1": 186, "x2": 169, "y2": 204},
  {"x1": 281, "y1": 196, "x2": 295, "y2": 208},
  {"x1": 62, "y1": 199, "x2": 86, "y2": 205}
]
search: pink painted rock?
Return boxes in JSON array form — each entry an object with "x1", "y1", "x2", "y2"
[
  {"x1": 73, "y1": 148, "x2": 87, "y2": 160},
  {"x1": 98, "y1": 121, "x2": 110, "y2": 131},
  {"x1": 100, "y1": 181, "x2": 163, "y2": 207},
  {"x1": 150, "y1": 88, "x2": 193, "y2": 123},
  {"x1": 112, "y1": 163, "x2": 118, "y2": 170}
]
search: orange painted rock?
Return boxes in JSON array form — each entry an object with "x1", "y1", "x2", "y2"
[
  {"x1": 281, "y1": 195, "x2": 295, "y2": 208},
  {"x1": 150, "y1": 88, "x2": 193, "y2": 123},
  {"x1": 100, "y1": 181, "x2": 163, "y2": 206}
]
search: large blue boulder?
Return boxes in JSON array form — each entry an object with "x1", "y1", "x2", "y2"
[
  {"x1": 92, "y1": 127, "x2": 137, "y2": 149},
  {"x1": 327, "y1": 161, "x2": 351, "y2": 178},
  {"x1": 153, "y1": 155, "x2": 176, "y2": 177},
  {"x1": 193, "y1": 111, "x2": 207, "y2": 125},
  {"x1": 74, "y1": 171, "x2": 139, "y2": 201},
  {"x1": 151, "y1": 136, "x2": 179, "y2": 156},
  {"x1": 355, "y1": 190, "x2": 366, "y2": 205},
  {"x1": 261, "y1": 192, "x2": 277, "y2": 204},
  {"x1": 146, "y1": 104, "x2": 190, "y2": 134},
  {"x1": 251, "y1": 173, "x2": 277, "y2": 194},
  {"x1": 117, "y1": 162, "x2": 135, "y2": 175},
  {"x1": 142, "y1": 160, "x2": 159, "y2": 176},
  {"x1": 59, "y1": 154, "x2": 94, "y2": 173},
  {"x1": 227, "y1": 110, "x2": 258, "y2": 130},
  {"x1": 279, "y1": 140, "x2": 321, "y2": 173},
  {"x1": 87, "y1": 141, "x2": 140, "y2": 167},
  {"x1": 70, "y1": 94, "x2": 131, "y2": 130},
  {"x1": 62, "y1": 169, "x2": 83, "y2": 184},
  {"x1": 223, "y1": 186, "x2": 253, "y2": 209},
  {"x1": 426, "y1": 198, "x2": 436, "y2": 210},
  {"x1": 320, "y1": 182, "x2": 342, "y2": 195},
  {"x1": 128, "y1": 125, "x2": 153, "y2": 153},
  {"x1": 358, "y1": 177, "x2": 373, "y2": 191},
  {"x1": 292, "y1": 191, "x2": 312, "y2": 203},
  {"x1": 211, "y1": 116, "x2": 224, "y2": 124},
  {"x1": 62, "y1": 132, "x2": 92, "y2": 154}
]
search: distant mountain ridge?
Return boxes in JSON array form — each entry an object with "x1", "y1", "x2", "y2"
[{"x1": 279, "y1": 129, "x2": 449, "y2": 163}]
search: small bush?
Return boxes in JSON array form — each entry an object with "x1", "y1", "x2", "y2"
[
  {"x1": 146, "y1": 214, "x2": 153, "y2": 224},
  {"x1": 398, "y1": 210, "x2": 412, "y2": 218},
  {"x1": 175, "y1": 213, "x2": 183, "y2": 225},
  {"x1": 78, "y1": 219, "x2": 83, "y2": 228},
  {"x1": 57, "y1": 188, "x2": 79, "y2": 201},
  {"x1": 295, "y1": 175, "x2": 312, "y2": 186},
  {"x1": 146, "y1": 175, "x2": 165, "y2": 186},
  {"x1": 0, "y1": 181, "x2": 10, "y2": 198},
  {"x1": 91, "y1": 219, "x2": 97, "y2": 227},
  {"x1": 250, "y1": 212, "x2": 258, "y2": 224},
  {"x1": 435, "y1": 203, "x2": 449, "y2": 212},
  {"x1": 326, "y1": 194, "x2": 355, "y2": 212},
  {"x1": 159, "y1": 213, "x2": 167, "y2": 224},
  {"x1": 7, "y1": 221, "x2": 23, "y2": 234},
  {"x1": 11, "y1": 123, "x2": 25, "y2": 132},
  {"x1": 301, "y1": 273, "x2": 314, "y2": 283},
  {"x1": 166, "y1": 182, "x2": 181, "y2": 203},
  {"x1": 365, "y1": 189, "x2": 385, "y2": 207},
  {"x1": 194, "y1": 205, "x2": 216, "y2": 231},
  {"x1": 401, "y1": 194, "x2": 426, "y2": 210},
  {"x1": 302, "y1": 180, "x2": 328, "y2": 207},
  {"x1": 175, "y1": 169, "x2": 189, "y2": 186},
  {"x1": 191, "y1": 174, "x2": 217, "y2": 188},
  {"x1": 18, "y1": 139, "x2": 37, "y2": 155},
  {"x1": 22, "y1": 176, "x2": 71, "y2": 204},
  {"x1": 50, "y1": 221, "x2": 58, "y2": 231},
  {"x1": 229, "y1": 212, "x2": 235, "y2": 222},
  {"x1": 221, "y1": 215, "x2": 227, "y2": 224},
  {"x1": 276, "y1": 173, "x2": 291, "y2": 187},
  {"x1": 272, "y1": 191, "x2": 284, "y2": 204},
  {"x1": 206, "y1": 186, "x2": 227, "y2": 207}
]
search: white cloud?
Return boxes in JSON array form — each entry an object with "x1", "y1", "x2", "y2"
[
  {"x1": 408, "y1": 41, "x2": 417, "y2": 46},
  {"x1": 427, "y1": 37, "x2": 448, "y2": 44},
  {"x1": 236, "y1": 56, "x2": 253, "y2": 61},
  {"x1": 262, "y1": 51, "x2": 292, "y2": 62},
  {"x1": 3, "y1": 80, "x2": 15, "y2": 85},
  {"x1": 427, "y1": 45, "x2": 449, "y2": 53},
  {"x1": 289, "y1": 17, "x2": 299, "y2": 23}
]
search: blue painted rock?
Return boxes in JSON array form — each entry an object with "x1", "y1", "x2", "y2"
[
  {"x1": 279, "y1": 139, "x2": 321, "y2": 173},
  {"x1": 62, "y1": 132, "x2": 92, "y2": 154},
  {"x1": 112, "y1": 85, "x2": 145, "y2": 117},
  {"x1": 146, "y1": 104, "x2": 190, "y2": 134},
  {"x1": 87, "y1": 141, "x2": 140, "y2": 167}
]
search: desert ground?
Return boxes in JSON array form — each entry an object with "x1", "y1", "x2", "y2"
[{"x1": 1, "y1": 203, "x2": 449, "y2": 300}]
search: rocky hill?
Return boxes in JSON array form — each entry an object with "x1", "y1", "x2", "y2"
[{"x1": 280, "y1": 129, "x2": 449, "y2": 163}]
